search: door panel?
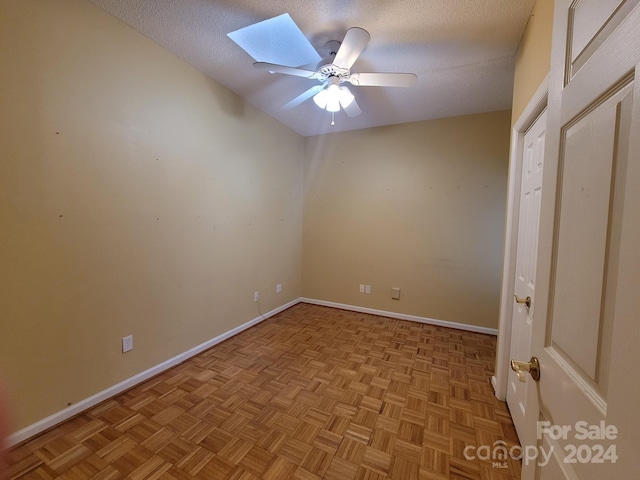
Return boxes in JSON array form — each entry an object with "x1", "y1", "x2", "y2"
[
  {"x1": 535, "y1": 76, "x2": 635, "y2": 480},
  {"x1": 549, "y1": 83, "x2": 632, "y2": 393},
  {"x1": 519, "y1": 1, "x2": 640, "y2": 478},
  {"x1": 507, "y1": 110, "x2": 546, "y2": 442},
  {"x1": 568, "y1": 0, "x2": 635, "y2": 76}
]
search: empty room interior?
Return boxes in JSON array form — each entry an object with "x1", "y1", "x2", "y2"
[{"x1": 4, "y1": 0, "x2": 639, "y2": 479}]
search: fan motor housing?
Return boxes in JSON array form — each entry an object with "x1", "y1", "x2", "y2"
[{"x1": 315, "y1": 59, "x2": 350, "y2": 82}]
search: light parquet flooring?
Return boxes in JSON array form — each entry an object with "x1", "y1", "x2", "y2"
[{"x1": 4, "y1": 303, "x2": 521, "y2": 480}]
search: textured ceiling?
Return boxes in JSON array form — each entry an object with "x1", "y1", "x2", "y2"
[{"x1": 90, "y1": 0, "x2": 535, "y2": 136}]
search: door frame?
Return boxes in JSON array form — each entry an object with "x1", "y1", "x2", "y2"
[{"x1": 493, "y1": 75, "x2": 549, "y2": 401}]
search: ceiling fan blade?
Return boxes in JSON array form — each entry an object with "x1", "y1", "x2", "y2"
[
  {"x1": 347, "y1": 72, "x2": 417, "y2": 87},
  {"x1": 281, "y1": 84, "x2": 325, "y2": 110},
  {"x1": 342, "y1": 98, "x2": 362, "y2": 118},
  {"x1": 254, "y1": 62, "x2": 317, "y2": 78},
  {"x1": 333, "y1": 27, "x2": 371, "y2": 70}
]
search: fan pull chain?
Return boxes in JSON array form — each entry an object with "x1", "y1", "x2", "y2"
[{"x1": 331, "y1": 111, "x2": 335, "y2": 126}]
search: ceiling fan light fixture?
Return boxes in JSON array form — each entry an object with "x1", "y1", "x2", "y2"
[
  {"x1": 313, "y1": 80, "x2": 354, "y2": 112},
  {"x1": 326, "y1": 97, "x2": 341, "y2": 112},
  {"x1": 312, "y1": 88, "x2": 329, "y2": 109},
  {"x1": 250, "y1": 24, "x2": 416, "y2": 126}
]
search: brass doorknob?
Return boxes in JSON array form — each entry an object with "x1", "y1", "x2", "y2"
[
  {"x1": 510, "y1": 356, "x2": 540, "y2": 382},
  {"x1": 514, "y1": 295, "x2": 531, "y2": 308}
]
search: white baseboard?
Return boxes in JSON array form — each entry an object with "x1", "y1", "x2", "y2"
[
  {"x1": 299, "y1": 298, "x2": 498, "y2": 336},
  {"x1": 9, "y1": 297, "x2": 496, "y2": 446},
  {"x1": 7, "y1": 298, "x2": 299, "y2": 447}
]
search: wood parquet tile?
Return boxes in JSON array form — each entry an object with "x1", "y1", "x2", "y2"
[{"x1": 3, "y1": 303, "x2": 521, "y2": 479}]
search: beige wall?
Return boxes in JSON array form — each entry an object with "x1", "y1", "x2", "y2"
[
  {"x1": 511, "y1": 0, "x2": 555, "y2": 123},
  {"x1": 1, "y1": 0, "x2": 518, "y2": 435},
  {"x1": 302, "y1": 111, "x2": 512, "y2": 329},
  {"x1": 0, "y1": 0, "x2": 303, "y2": 431}
]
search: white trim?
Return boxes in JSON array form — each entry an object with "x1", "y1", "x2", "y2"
[
  {"x1": 7, "y1": 299, "x2": 299, "y2": 447},
  {"x1": 300, "y1": 298, "x2": 498, "y2": 335},
  {"x1": 9, "y1": 295, "x2": 498, "y2": 447},
  {"x1": 493, "y1": 75, "x2": 549, "y2": 402}
]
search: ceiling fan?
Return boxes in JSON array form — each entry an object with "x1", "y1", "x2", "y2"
[{"x1": 253, "y1": 27, "x2": 418, "y2": 122}]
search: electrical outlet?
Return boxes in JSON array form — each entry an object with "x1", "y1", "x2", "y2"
[
  {"x1": 276, "y1": 283, "x2": 282, "y2": 294},
  {"x1": 254, "y1": 291, "x2": 259, "y2": 302},
  {"x1": 122, "y1": 335, "x2": 133, "y2": 353},
  {"x1": 391, "y1": 287, "x2": 401, "y2": 300},
  {"x1": 359, "y1": 284, "x2": 365, "y2": 293},
  {"x1": 365, "y1": 285, "x2": 371, "y2": 294}
]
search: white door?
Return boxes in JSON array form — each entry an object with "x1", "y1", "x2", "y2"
[
  {"x1": 506, "y1": 109, "x2": 546, "y2": 444},
  {"x1": 513, "y1": 1, "x2": 640, "y2": 478}
]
